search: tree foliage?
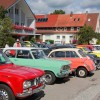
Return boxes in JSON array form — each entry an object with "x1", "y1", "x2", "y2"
[
  {"x1": 77, "y1": 25, "x2": 96, "y2": 44},
  {"x1": 0, "y1": 6, "x2": 13, "y2": 47},
  {"x1": 51, "y1": 9, "x2": 65, "y2": 14}
]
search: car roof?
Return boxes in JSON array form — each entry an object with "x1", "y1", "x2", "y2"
[
  {"x1": 49, "y1": 48, "x2": 80, "y2": 52},
  {"x1": 3, "y1": 47, "x2": 45, "y2": 50}
]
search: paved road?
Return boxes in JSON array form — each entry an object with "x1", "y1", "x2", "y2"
[{"x1": 17, "y1": 70, "x2": 100, "y2": 100}]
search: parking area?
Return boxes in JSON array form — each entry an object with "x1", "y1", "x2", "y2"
[{"x1": 17, "y1": 70, "x2": 100, "y2": 100}]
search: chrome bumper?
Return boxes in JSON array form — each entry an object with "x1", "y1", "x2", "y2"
[{"x1": 17, "y1": 84, "x2": 45, "y2": 98}]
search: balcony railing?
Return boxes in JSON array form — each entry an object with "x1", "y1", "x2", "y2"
[{"x1": 13, "y1": 25, "x2": 35, "y2": 35}]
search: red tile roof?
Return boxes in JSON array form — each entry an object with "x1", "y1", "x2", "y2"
[
  {"x1": 36, "y1": 14, "x2": 59, "y2": 27},
  {"x1": 36, "y1": 14, "x2": 87, "y2": 27},
  {"x1": 0, "y1": 0, "x2": 17, "y2": 9},
  {"x1": 85, "y1": 13, "x2": 99, "y2": 31},
  {"x1": 36, "y1": 13, "x2": 99, "y2": 31}
]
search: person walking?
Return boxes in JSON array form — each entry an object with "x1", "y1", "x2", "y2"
[{"x1": 13, "y1": 39, "x2": 21, "y2": 47}]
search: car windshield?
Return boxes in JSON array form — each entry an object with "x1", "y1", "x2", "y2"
[
  {"x1": 78, "y1": 50, "x2": 87, "y2": 57},
  {"x1": 83, "y1": 47, "x2": 91, "y2": 52},
  {"x1": 0, "y1": 51, "x2": 11, "y2": 64},
  {"x1": 31, "y1": 49, "x2": 47, "y2": 59}
]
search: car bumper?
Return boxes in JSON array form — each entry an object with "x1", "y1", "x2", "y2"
[
  {"x1": 57, "y1": 70, "x2": 71, "y2": 78},
  {"x1": 89, "y1": 67, "x2": 96, "y2": 73},
  {"x1": 16, "y1": 84, "x2": 45, "y2": 98}
]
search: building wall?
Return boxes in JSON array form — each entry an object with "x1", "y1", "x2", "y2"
[
  {"x1": 95, "y1": 16, "x2": 100, "y2": 33},
  {"x1": 42, "y1": 33, "x2": 75, "y2": 44}
]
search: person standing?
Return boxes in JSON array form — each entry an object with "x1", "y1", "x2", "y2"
[{"x1": 13, "y1": 39, "x2": 21, "y2": 47}]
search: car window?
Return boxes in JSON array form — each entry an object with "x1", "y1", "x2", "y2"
[
  {"x1": 70, "y1": 51, "x2": 79, "y2": 57},
  {"x1": 5, "y1": 49, "x2": 16, "y2": 58},
  {"x1": 49, "y1": 52, "x2": 55, "y2": 57},
  {"x1": 31, "y1": 50, "x2": 46, "y2": 59},
  {"x1": 55, "y1": 51, "x2": 65, "y2": 57},
  {"x1": 66, "y1": 51, "x2": 71, "y2": 57},
  {"x1": 0, "y1": 51, "x2": 11, "y2": 64},
  {"x1": 17, "y1": 50, "x2": 32, "y2": 59},
  {"x1": 66, "y1": 51, "x2": 79, "y2": 58}
]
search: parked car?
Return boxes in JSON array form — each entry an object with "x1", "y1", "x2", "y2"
[
  {"x1": 47, "y1": 48, "x2": 96, "y2": 78},
  {"x1": 77, "y1": 47, "x2": 100, "y2": 69},
  {"x1": 3, "y1": 47, "x2": 71, "y2": 85},
  {"x1": 93, "y1": 45, "x2": 100, "y2": 50},
  {"x1": 43, "y1": 44, "x2": 76, "y2": 56},
  {"x1": 0, "y1": 50, "x2": 45, "y2": 100},
  {"x1": 77, "y1": 46, "x2": 100, "y2": 58}
]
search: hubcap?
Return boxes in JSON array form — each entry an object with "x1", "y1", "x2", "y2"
[
  {"x1": 79, "y1": 70, "x2": 85, "y2": 77},
  {"x1": 0, "y1": 90, "x2": 9, "y2": 100},
  {"x1": 44, "y1": 74, "x2": 52, "y2": 83}
]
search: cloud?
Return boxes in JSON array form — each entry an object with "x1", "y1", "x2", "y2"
[
  {"x1": 81, "y1": 0, "x2": 100, "y2": 9},
  {"x1": 43, "y1": 0, "x2": 74, "y2": 8},
  {"x1": 26, "y1": 0, "x2": 100, "y2": 14}
]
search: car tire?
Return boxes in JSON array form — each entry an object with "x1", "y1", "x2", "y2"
[
  {"x1": 76, "y1": 67, "x2": 87, "y2": 78},
  {"x1": 44, "y1": 71, "x2": 56, "y2": 85},
  {"x1": 0, "y1": 84, "x2": 15, "y2": 100}
]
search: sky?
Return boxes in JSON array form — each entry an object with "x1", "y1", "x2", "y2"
[{"x1": 26, "y1": 0, "x2": 100, "y2": 14}]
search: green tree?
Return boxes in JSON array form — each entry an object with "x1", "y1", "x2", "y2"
[
  {"x1": 0, "y1": 6, "x2": 13, "y2": 47},
  {"x1": 0, "y1": 6, "x2": 7, "y2": 19},
  {"x1": 77, "y1": 25, "x2": 96, "y2": 44},
  {"x1": 51, "y1": 9, "x2": 65, "y2": 14}
]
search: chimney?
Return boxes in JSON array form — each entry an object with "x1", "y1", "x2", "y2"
[
  {"x1": 86, "y1": 11, "x2": 88, "y2": 15},
  {"x1": 70, "y1": 11, "x2": 73, "y2": 18}
]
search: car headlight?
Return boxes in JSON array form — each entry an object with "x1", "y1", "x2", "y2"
[
  {"x1": 60, "y1": 65, "x2": 70, "y2": 73},
  {"x1": 23, "y1": 81, "x2": 31, "y2": 89},
  {"x1": 40, "y1": 75, "x2": 46, "y2": 83},
  {"x1": 61, "y1": 65, "x2": 70, "y2": 70}
]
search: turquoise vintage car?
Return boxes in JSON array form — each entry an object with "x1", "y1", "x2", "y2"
[{"x1": 3, "y1": 47, "x2": 71, "y2": 85}]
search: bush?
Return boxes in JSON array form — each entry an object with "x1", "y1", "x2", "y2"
[
  {"x1": 45, "y1": 39, "x2": 54, "y2": 44},
  {"x1": 6, "y1": 37, "x2": 15, "y2": 47},
  {"x1": 96, "y1": 39, "x2": 100, "y2": 44}
]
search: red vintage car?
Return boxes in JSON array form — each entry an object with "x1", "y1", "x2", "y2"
[
  {"x1": 0, "y1": 51, "x2": 45, "y2": 100},
  {"x1": 48, "y1": 48, "x2": 96, "y2": 78}
]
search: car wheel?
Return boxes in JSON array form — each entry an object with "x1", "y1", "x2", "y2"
[
  {"x1": 44, "y1": 71, "x2": 56, "y2": 85},
  {"x1": 0, "y1": 84, "x2": 15, "y2": 100},
  {"x1": 96, "y1": 63, "x2": 100, "y2": 70},
  {"x1": 76, "y1": 67, "x2": 87, "y2": 78}
]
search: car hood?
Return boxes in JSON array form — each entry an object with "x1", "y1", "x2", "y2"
[
  {"x1": 0, "y1": 63, "x2": 44, "y2": 79},
  {"x1": 38, "y1": 58, "x2": 71, "y2": 67}
]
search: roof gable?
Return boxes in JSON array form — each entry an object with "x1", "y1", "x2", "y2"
[
  {"x1": 85, "y1": 13, "x2": 99, "y2": 30},
  {"x1": 0, "y1": 0, "x2": 17, "y2": 9}
]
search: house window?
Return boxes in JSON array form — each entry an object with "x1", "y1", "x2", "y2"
[
  {"x1": 77, "y1": 27, "x2": 80, "y2": 31},
  {"x1": 78, "y1": 18, "x2": 80, "y2": 21},
  {"x1": 74, "y1": 18, "x2": 76, "y2": 21},
  {"x1": 62, "y1": 36, "x2": 65, "y2": 39},
  {"x1": 8, "y1": 9, "x2": 11, "y2": 13},
  {"x1": 15, "y1": 22, "x2": 19, "y2": 25},
  {"x1": 21, "y1": 23, "x2": 24, "y2": 26},
  {"x1": 15, "y1": 8, "x2": 19, "y2": 15},
  {"x1": 88, "y1": 18, "x2": 91, "y2": 22},
  {"x1": 65, "y1": 27, "x2": 67, "y2": 30},
  {"x1": 71, "y1": 27, "x2": 74, "y2": 31},
  {"x1": 57, "y1": 36, "x2": 60, "y2": 39}
]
